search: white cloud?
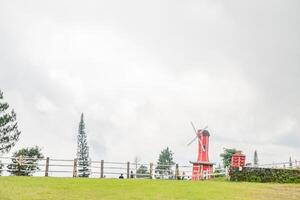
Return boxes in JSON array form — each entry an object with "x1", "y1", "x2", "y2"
[{"x1": 35, "y1": 95, "x2": 57, "y2": 113}]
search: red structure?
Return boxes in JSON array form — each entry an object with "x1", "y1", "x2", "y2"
[
  {"x1": 190, "y1": 129, "x2": 214, "y2": 180},
  {"x1": 231, "y1": 151, "x2": 246, "y2": 168}
]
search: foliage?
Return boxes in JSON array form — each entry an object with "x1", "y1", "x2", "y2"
[
  {"x1": 136, "y1": 165, "x2": 149, "y2": 178},
  {"x1": 0, "y1": 177, "x2": 300, "y2": 200},
  {"x1": 77, "y1": 113, "x2": 90, "y2": 177},
  {"x1": 230, "y1": 167, "x2": 300, "y2": 183},
  {"x1": 253, "y1": 150, "x2": 258, "y2": 166},
  {"x1": 155, "y1": 147, "x2": 175, "y2": 175},
  {"x1": 133, "y1": 156, "x2": 141, "y2": 177},
  {"x1": 0, "y1": 161, "x2": 3, "y2": 175},
  {"x1": 0, "y1": 89, "x2": 21, "y2": 153},
  {"x1": 220, "y1": 148, "x2": 237, "y2": 168},
  {"x1": 7, "y1": 146, "x2": 44, "y2": 176}
]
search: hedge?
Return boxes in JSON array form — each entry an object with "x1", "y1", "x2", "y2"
[{"x1": 230, "y1": 167, "x2": 300, "y2": 183}]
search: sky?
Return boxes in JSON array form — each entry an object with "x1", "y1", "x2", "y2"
[{"x1": 0, "y1": 0, "x2": 300, "y2": 166}]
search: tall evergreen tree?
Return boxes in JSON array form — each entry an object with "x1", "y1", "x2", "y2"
[
  {"x1": 253, "y1": 150, "x2": 259, "y2": 166},
  {"x1": 155, "y1": 147, "x2": 175, "y2": 175},
  {"x1": 0, "y1": 89, "x2": 21, "y2": 153},
  {"x1": 289, "y1": 156, "x2": 293, "y2": 168},
  {"x1": 77, "y1": 113, "x2": 90, "y2": 177}
]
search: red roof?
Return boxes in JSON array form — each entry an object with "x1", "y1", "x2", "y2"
[{"x1": 232, "y1": 151, "x2": 245, "y2": 157}]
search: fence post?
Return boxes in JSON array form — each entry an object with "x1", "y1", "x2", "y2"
[
  {"x1": 100, "y1": 160, "x2": 104, "y2": 178},
  {"x1": 127, "y1": 161, "x2": 130, "y2": 179},
  {"x1": 73, "y1": 158, "x2": 77, "y2": 177},
  {"x1": 150, "y1": 162, "x2": 153, "y2": 179},
  {"x1": 175, "y1": 164, "x2": 179, "y2": 180},
  {"x1": 225, "y1": 166, "x2": 228, "y2": 178},
  {"x1": 45, "y1": 157, "x2": 50, "y2": 177}
]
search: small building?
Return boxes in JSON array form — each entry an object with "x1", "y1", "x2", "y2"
[{"x1": 231, "y1": 151, "x2": 246, "y2": 168}]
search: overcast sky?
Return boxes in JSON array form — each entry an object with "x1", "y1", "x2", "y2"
[{"x1": 0, "y1": 0, "x2": 299, "y2": 165}]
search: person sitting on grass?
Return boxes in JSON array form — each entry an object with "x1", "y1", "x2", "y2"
[
  {"x1": 119, "y1": 174, "x2": 124, "y2": 179},
  {"x1": 130, "y1": 171, "x2": 134, "y2": 178}
]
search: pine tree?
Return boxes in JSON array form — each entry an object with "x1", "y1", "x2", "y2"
[
  {"x1": 136, "y1": 165, "x2": 149, "y2": 178},
  {"x1": 289, "y1": 156, "x2": 293, "y2": 168},
  {"x1": 155, "y1": 147, "x2": 175, "y2": 176},
  {"x1": 77, "y1": 113, "x2": 90, "y2": 177},
  {"x1": 7, "y1": 146, "x2": 44, "y2": 176},
  {"x1": 133, "y1": 156, "x2": 140, "y2": 178},
  {"x1": 0, "y1": 90, "x2": 21, "y2": 153},
  {"x1": 254, "y1": 150, "x2": 259, "y2": 166}
]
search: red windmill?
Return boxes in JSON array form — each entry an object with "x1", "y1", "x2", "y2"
[{"x1": 188, "y1": 122, "x2": 214, "y2": 180}]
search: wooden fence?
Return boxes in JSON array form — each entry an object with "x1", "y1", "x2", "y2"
[
  {"x1": 0, "y1": 156, "x2": 195, "y2": 179},
  {"x1": 3, "y1": 156, "x2": 296, "y2": 179},
  {"x1": 252, "y1": 160, "x2": 300, "y2": 169}
]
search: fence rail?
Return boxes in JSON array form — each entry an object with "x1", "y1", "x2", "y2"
[
  {"x1": 249, "y1": 160, "x2": 300, "y2": 169},
  {"x1": 1, "y1": 156, "x2": 297, "y2": 179},
  {"x1": 0, "y1": 156, "x2": 196, "y2": 179}
]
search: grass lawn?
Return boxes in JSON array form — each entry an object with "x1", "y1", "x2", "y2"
[{"x1": 0, "y1": 177, "x2": 299, "y2": 200}]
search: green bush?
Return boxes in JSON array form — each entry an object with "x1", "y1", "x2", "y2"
[{"x1": 230, "y1": 167, "x2": 300, "y2": 183}]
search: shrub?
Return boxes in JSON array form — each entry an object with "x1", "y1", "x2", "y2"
[
  {"x1": 136, "y1": 165, "x2": 150, "y2": 178},
  {"x1": 7, "y1": 146, "x2": 44, "y2": 176},
  {"x1": 230, "y1": 167, "x2": 300, "y2": 183}
]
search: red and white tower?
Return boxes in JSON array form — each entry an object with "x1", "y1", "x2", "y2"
[{"x1": 188, "y1": 123, "x2": 214, "y2": 180}]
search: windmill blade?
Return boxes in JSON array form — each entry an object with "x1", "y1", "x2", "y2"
[
  {"x1": 187, "y1": 135, "x2": 198, "y2": 146},
  {"x1": 188, "y1": 122, "x2": 208, "y2": 151},
  {"x1": 187, "y1": 122, "x2": 199, "y2": 146},
  {"x1": 190, "y1": 122, "x2": 197, "y2": 134},
  {"x1": 198, "y1": 136, "x2": 205, "y2": 151},
  {"x1": 191, "y1": 122, "x2": 208, "y2": 135}
]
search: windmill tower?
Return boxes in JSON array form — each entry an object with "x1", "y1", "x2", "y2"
[{"x1": 187, "y1": 122, "x2": 214, "y2": 180}]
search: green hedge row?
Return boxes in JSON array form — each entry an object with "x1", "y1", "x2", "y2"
[{"x1": 230, "y1": 167, "x2": 300, "y2": 183}]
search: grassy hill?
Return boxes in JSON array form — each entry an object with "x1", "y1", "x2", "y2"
[{"x1": 0, "y1": 177, "x2": 299, "y2": 200}]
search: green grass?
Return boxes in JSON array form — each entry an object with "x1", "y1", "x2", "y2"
[{"x1": 0, "y1": 177, "x2": 299, "y2": 200}]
